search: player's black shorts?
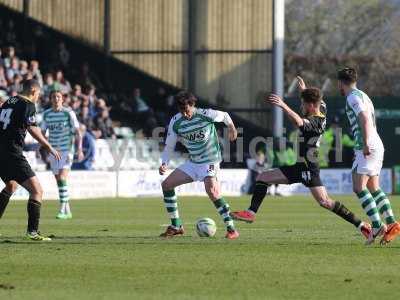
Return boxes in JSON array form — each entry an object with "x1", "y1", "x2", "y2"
[
  {"x1": 279, "y1": 162, "x2": 323, "y2": 188},
  {"x1": 0, "y1": 150, "x2": 35, "y2": 184}
]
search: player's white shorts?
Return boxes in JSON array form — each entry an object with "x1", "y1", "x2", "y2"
[
  {"x1": 178, "y1": 161, "x2": 220, "y2": 182},
  {"x1": 352, "y1": 148, "x2": 384, "y2": 176},
  {"x1": 48, "y1": 151, "x2": 73, "y2": 175}
]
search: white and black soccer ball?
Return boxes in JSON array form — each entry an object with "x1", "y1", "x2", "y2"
[{"x1": 196, "y1": 217, "x2": 217, "y2": 237}]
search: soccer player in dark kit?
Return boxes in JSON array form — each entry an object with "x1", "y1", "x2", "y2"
[
  {"x1": 0, "y1": 80, "x2": 60, "y2": 241},
  {"x1": 231, "y1": 77, "x2": 372, "y2": 243}
]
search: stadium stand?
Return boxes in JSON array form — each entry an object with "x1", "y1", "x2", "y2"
[{"x1": 0, "y1": 4, "x2": 273, "y2": 171}]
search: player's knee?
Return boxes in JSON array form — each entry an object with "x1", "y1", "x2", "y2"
[
  {"x1": 30, "y1": 185, "x2": 44, "y2": 200},
  {"x1": 5, "y1": 182, "x2": 18, "y2": 194},
  {"x1": 352, "y1": 186, "x2": 363, "y2": 194},
  {"x1": 161, "y1": 180, "x2": 171, "y2": 191},
  {"x1": 255, "y1": 173, "x2": 263, "y2": 181}
]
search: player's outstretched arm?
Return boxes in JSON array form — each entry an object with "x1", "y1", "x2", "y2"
[
  {"x1": 266, "y1": 94, "x2": 304, "y2": 128},
  {"x1": 28, "y1": 126, "x2": 61, "y2": 161}
]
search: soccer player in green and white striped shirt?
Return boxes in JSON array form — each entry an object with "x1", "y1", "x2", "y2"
[
  {"x1": 159, "y1": 91, "x2": 239, "y2": 239},
  {"x1": 338, "y1": 67, "x2": 400, "y2": 245},
  {"x1": 41, "y1": 90, "x2": 83, "y2": 219}
]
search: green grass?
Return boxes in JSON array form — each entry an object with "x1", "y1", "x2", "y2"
[{"x1": 1, "y1": 195, "x2": 400, "y2": 300}]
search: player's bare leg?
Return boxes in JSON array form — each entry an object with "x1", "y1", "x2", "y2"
[
  {"x1": 231, "y1": 169, "x2": 289, "y2": 223},
  {"x1": 367, "y1": 176, "x2": 400, "y2": 245},
  {"x1": 160, "y1": 169, "x2": 193, "y2": 238},
  {"x1": 20, "y1": 176, "x2": 51, "y2": 241},
  {"x1": 353, "y1": 173, "x2": 385, "y2": 244},
  {"x1": 0, "y1": 181, "x2": 18, "y2": 219},
  {"x1": 204, "y1": 176, "x2": 238, "y2": 239},
  {"x1": 309, "y1": 186, "x2": 372, "y2": 241},
  {"x1": 55, "y1": 168, "x2": 72, "y2": 219}
]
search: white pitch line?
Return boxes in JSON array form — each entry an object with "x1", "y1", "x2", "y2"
[{"x1": 160, "y1": 223, "x2": 194, "y2": 227}]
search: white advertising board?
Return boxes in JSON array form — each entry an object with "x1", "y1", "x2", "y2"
[
  {"x1": 0, "y1": 169, "x2": 392, "y2": 199},
  {"x1": 0, "y1": 171, "x2": 117, "y2": 200},
  {"x1": 117, "y1": 169, "x2": 249, "y2": 197}
]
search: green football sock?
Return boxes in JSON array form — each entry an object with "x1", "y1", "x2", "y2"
[
  {"x1": 57, "y1": 179, "x2": 70, "y2": 213},
  {"x1": 371, "y1": 189, "x2": 396, "y2": 225},
  {"x1": 357, "y1": 189, "x2": 382, "y2": 229},
  {"x1": 213, "y1": 198, "x2": 235, "y2": 232},
  {"x1": 163, "y1": 189, "x2": 182, "y2": 228}
]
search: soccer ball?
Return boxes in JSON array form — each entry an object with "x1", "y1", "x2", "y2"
[{"x1": 196, "y1": 218, "x2": 217, "y2": 237}]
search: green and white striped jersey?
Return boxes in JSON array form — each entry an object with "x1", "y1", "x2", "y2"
[
  {"x1": 162, "y1": 108, "x2": 233, "y2": 164},
  {"x1": 345, "y1": 89, "x2": 383, "y2": 150},
  {"x1": 41, "y1": 107, "x2": 79, "y2": 152}
]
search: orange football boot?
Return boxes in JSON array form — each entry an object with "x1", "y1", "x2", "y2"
[
  {"x1": 230, "y1": 210, "x2": 255, "y2": 223},
  {"x1": 225, "y1": 230, "x2": 239, "y2": 240},
  {"x1": 380, "y1": 222, "x2": 400, "y2": 245}
]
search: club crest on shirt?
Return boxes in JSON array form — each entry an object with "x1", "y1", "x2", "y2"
[{"x1": 28, "y1": 115, "x2": 36, "y2": 123}]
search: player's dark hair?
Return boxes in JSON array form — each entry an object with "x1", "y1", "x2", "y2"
[
  {"x1": 301, "y1": 87, "x2": 322, "y2": 104},
  {"x1": 175, "y1": 91, "x2": 197, "y2": 108},
  {"x1": 49, "y1": 89, "x2": 62, "y2": 98},
  {"x1": 21, "y1": 79, "x2": 40, "y2": 95},
  {"x1": 337, "y1": 67, "x2": 357, "y2": 84}
]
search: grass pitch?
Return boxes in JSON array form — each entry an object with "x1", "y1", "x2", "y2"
[{"x1": 1, "y1": 195, "x2": 400, "y2": 300}]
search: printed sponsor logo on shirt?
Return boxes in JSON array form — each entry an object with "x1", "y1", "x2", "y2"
[
  {"x1": 183, "y1": 129, "x2": 206, "y2": 141},
  {"x1": 7, "y1": 97, "x2": 18, "y2": 104}
]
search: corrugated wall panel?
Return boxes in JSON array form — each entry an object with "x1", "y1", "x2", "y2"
[
  {"x1": 110, "y1": 0, "x2": 188, "y2": 51},
  {"x1": 0, "y1": 0, "x2": 22, "y2": 11},
  {"x1": 196, "y1": 0, "x2": 273, "y2": 50},
  {"x1": 115, "y1": 53, "x2": 186, "y2": 87},
  {"x1": 28, "y1": 0, "x2": 104, "y2": 46},
  {"x1": 195, "y1": 52, "x2": 272, "y2": 128},
  {"x1": 194, "y1": 0, "x2": 273, "y2": 128},
  {"x1": 195, "y1": 53, "x2": 272, "y2": 106}
]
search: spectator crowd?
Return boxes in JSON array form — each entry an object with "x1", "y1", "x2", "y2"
[{"x1": 0, "y1": 45, "x2": 116, "y2": 141}]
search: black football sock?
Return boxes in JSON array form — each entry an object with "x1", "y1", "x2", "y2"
[
  {"x1": 0, "y1": 189, "x2": 12, "y2": 218},
  {"x1": 248, "y1": 181, "x2": 270, "y2": 213},
  {"x1": 332, "y1": 201, "x2": 362, "y2": 228},
  {"x1": 27, "y1": 199, "x2": 41, "y2": 233}
]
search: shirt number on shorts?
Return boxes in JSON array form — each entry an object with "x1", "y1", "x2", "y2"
[{"x1": 0, "y1": 109, "x2": 13, "y2": 130}]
